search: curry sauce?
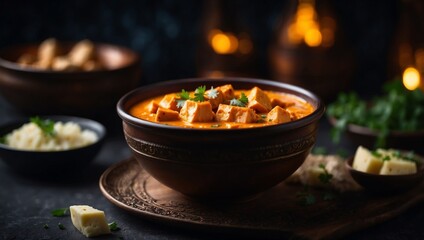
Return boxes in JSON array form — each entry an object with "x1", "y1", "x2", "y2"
[{"x1": 130, "y1": 84, "x2": 314, "y2": 129}]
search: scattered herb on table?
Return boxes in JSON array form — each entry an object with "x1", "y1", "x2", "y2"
[
  {"x1": 312, "y1": 146, "x2": 327, "y2": 155},
  {"x1": 30, "y1": 116, "x2": 56, "y2": 137},
  {"x1": 51, "y1": 208, "x2": 68, "y2": 217},
  {"x1": 58, "y1": 223, "x2": 65, "y2": 230},
  {"x1": 318, "y1": 164, "x2": 333, "y2": 184},
  {"x1": 322, "y1": 191, "x2": 336, "y2": 201},
  {"x1": 43, "y1": 224, "x2": 49, "y2": 229},
  {"x1": 296, "y1": 187, "x2": 316, "y2": 206},
  {"x1": 327, "y1": 80, "x2": 424, "y2": 148},
  {"x1": 108, "y1": 221, "x2": 121, "y2": 231}
]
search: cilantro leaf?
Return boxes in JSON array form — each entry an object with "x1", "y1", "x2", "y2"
[
  {"x1": 193, "y1": 86, "x2": 206, "y2": 102},
  {"x1": 58, "y1": 223, "x2": 65, "y2": 230},
  {"x1": 177, "y1": 89, "x2": 190, "y2": 100},
  {"x1": 30, "y1": 116, "x2": 56, "y2": 137},
  {"x1": 318, "y1": 164, "x2": 333, "y2": 184},
  {"x1": 108, "y1": 221, "x2": 121, "y2": 231},
  {"x1": 230, "y1": 92, "x2": 249, "y2": 107},
  {"x1": 51, "y1": 208, "x2": 68, "y2": 217},
  {"x1": 207, "y1": 86, "x2": 219, "y2": 99}
]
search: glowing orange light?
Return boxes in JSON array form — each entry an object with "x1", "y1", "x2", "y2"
[
  {"x1": 305, "y1": 28, "x2": 322, "y2": 47},
  {"x1": 286, "y1": 0, "x2": 335, "y2": 48},
  {"x1": 210, "y1": 31, "x2": 239, "y2": 54},
  {"x1": 403, "y1": 67, "x2": 421, "y2": 90}
]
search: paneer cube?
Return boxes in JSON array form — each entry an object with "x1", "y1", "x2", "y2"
[
  {"x1": 159, "y1": 94, "x2": 179, "y2": 111},
  {"x1": 267, "y1": 106, "x2": 291, "y2": 124},
  {"x1": 205, "y1": 88, "x2": 225, "y2": 110},
  {"x1": 155, "y1": 108, "x2": 180, "y2": 122},
  {"x1": 70, "y1": 205, "x2": 110, "y2": 238},
  {"x1": 216, "y1": 104, "x2": 257, "y2": 123},
  {"x1": 217, "y1": 84, "x2": 235, "y2": 100},
  {"x1": 247, "y1": 87, "x2": 272, "y2": 113},
  {"x1": 179, "y1": 100, "x2": 215, "y2": 122},
  {"x1": 380, "y1": 160, "x2": 417, "y2": 175},
  {"x1": 352, "y1": 146, "x2": 383, "y2": 174},
  {"x1": 271, "y1": 98, "x2": 295, "y2": 108},
  {"x1": 146, "y1": 100, "x2": 159, "y2": 113}
]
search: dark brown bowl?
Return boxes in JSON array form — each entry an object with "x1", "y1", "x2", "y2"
[
  {"x1": 346, "y1": 156, "x2": 424, "y2": 194},
  {"x1": 117, "y1": 77, "x2": 325, "y2": 199},
  {"x1": 0, "y1": 41, "x2": 141, "y2": 116},
  {"x1": 328, "y1": 117, "x2": 424, "y2": 155}
]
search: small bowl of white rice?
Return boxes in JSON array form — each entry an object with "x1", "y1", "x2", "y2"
[{"x1": 0, "y1": 116, "x2": 106, "y2": 177}]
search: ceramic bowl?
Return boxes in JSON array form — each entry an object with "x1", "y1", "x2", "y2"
[
  {"x1": 117, "y1": 77, "x2": 325, "y2": 199},
  {"x1": 346, "y1": 156, "x2": 424, "y2": 193},
  {"x1": 0, "y1": 116, "x2": 106, "y2": 177},
  {"x1": 0, "y1": 41, "x2": 141, "y2": 117},
  {"x1": 328, "y1": 117, "x2": 424, "y2": 155}
]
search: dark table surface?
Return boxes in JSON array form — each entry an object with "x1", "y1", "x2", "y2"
[{"x1": 1, "y1": 96, "x2": 424, "y2": 240}]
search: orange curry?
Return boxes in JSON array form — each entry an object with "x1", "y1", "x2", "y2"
[{"x1": 130, "y1": 84, "x2": 314, "y2": 129}]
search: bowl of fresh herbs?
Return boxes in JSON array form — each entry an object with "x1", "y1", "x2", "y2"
[{"x1": 327, "y1": 80, "x2": 424, "y2": 154}]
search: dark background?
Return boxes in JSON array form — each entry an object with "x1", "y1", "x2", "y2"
[{"x1": 0, "y1": 0, "x2": 399, "y2": 95}]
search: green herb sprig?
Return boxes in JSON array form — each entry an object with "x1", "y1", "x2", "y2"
[
  {"x1": 30, "y1": 116, "x2": 56, "y2": 137},
  {"x1": 230, "y1": 92, "x2": 248, "y2": 107},
  {"x1": 51, "y1": 208, "x2": 68, "y2": 217},
  {"x1": 318, "y1": 164, "x2": 333, "y2": 184},
  {"x1": 176, "y1": 86, "x2": 209, "y2": 108},
  {"x1": 108, "y1": 221, "x2": 120, "y2": 231},
  {"x1": 327, "y1": 80, "x2": 424, "y2": 148}
]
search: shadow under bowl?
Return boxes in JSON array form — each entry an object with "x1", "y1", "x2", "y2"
[
  {"x1": 0, "y1": 42, "x2": 141, "y2": 117},
  {"x1": 346, "y1": 156, "x2": 424, "y2": 194},
  {"x1": 0, "y1": 116, "x2": 106, "y2": 178},
  {"x1": 117, "y1": 77, "x2": 325, "y2": 199}
]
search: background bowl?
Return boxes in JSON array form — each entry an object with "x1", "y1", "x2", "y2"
[
  {"x1": 117, "y1": 77, "x2": 325, "y2": 199},
  {"x1": 0, "y1": 41, "x2": 141, "y2": 117},
  {"x1": 346, "y1": 156, "x2": 424, "y2": 193},
  {"x1": 0, "y1": 116, "x2": 106, "y2": 177},
  {"x1": 329, "y1": 117, "x2": 424, "y2": 155}
]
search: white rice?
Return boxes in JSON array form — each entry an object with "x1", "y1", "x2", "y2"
[{"x1": 5, "y1": 121, "x2": 98, "y2": 151}]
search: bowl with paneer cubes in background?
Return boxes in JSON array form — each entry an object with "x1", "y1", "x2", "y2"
[
  {"x1": 117, "y1": 77, "x2": 325, "y2": 199},
  {"x1": 346, "y1": 146, "x2": 424, "y2": 193},
  {"x1": 0, "y1": 38, "x2": 141, "y2": 117},
  {"x1": 0, "y1": 116, "x2": 106, "y2": 177}
]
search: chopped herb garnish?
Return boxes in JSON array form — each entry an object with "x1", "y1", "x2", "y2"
[
  {"x1": 318, "y1": 164, "x2": 333, "y2": 184},
  {"x1": 108, "y1": 221, "x2": 120, "y2": 231},
  {"x1": 371, "y1": 151, "x2": 382, "y2": 158},
  {"x1": 43, "y1": 224, "x2": 49, "y2": 229},
  {"x1": 260, "y1": 114, "x2": 267, "y2": 119},
  {"x1": 322, "y1": 191, "x2": 336, "y2": 201},
  {"x1": 382, "y1": 155, "x2": 391, "y2": 161},
  {"x1": 230, "y1": 92, "x2": 248, "y2": 107},
  {"x1": 296, "y1": 189, "x2": 316, "y2": 206},
  {"x1": 207, "y1": 86, "x2": 219, "y2": 99},
  {"x1": 312, "y1": 146, "x2": 327, "y2": 155},
  {"x1": 0, "y1": 135, "x2": 6, "y2": 144},
  {"x1": 193, "y1": 85, "x2": 206, "y2": 102},
  {"x1": 51, "y1": 208, "x2": 68, "y2": 217},
  {"x1": 176, "y1": 89, "x2": 190, "y2": 108},
  {"x1": 58, "y1": 223, "x2": 65, "y2": 230},
  {"x1": 30, "y1": 116, "x2": 56, "y2": 137},
  {"x1": 210, "y1": 124, "x2": 221, "y2": 128}
]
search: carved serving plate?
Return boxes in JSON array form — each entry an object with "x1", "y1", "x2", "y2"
[{"x1": 99, "y1": 158, "x2": 424, "y2": 239}]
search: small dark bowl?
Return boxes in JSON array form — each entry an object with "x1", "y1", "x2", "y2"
[
  {"x1": 329, "y1": 117, "x2": 424, "y2": 155},
  {"x1": 117, "y1": 77, "x2": 325, "y2": 199},
  {"x1": 346, "y1": 156, "x2": 424, "y2": 193},
  {"x1": 0, "y1": 116, "x2": 106, "y2": 177},
  {"x1": 0, "y1": 41, "x2": 141, "y2": 116}
]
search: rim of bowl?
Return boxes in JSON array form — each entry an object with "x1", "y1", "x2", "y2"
[
  {"x1": 117, "y1": 77, "x2": 326, "y2": 133},
  {"x1": 0, "y1": 42, "x2": 140, "y2": 74},
  {"x1": 328, "y1": 116, "x2": 424, "y2": 137},
  {"x1": 0, "y1": 115, "x2": 106, "y2": 153}
]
